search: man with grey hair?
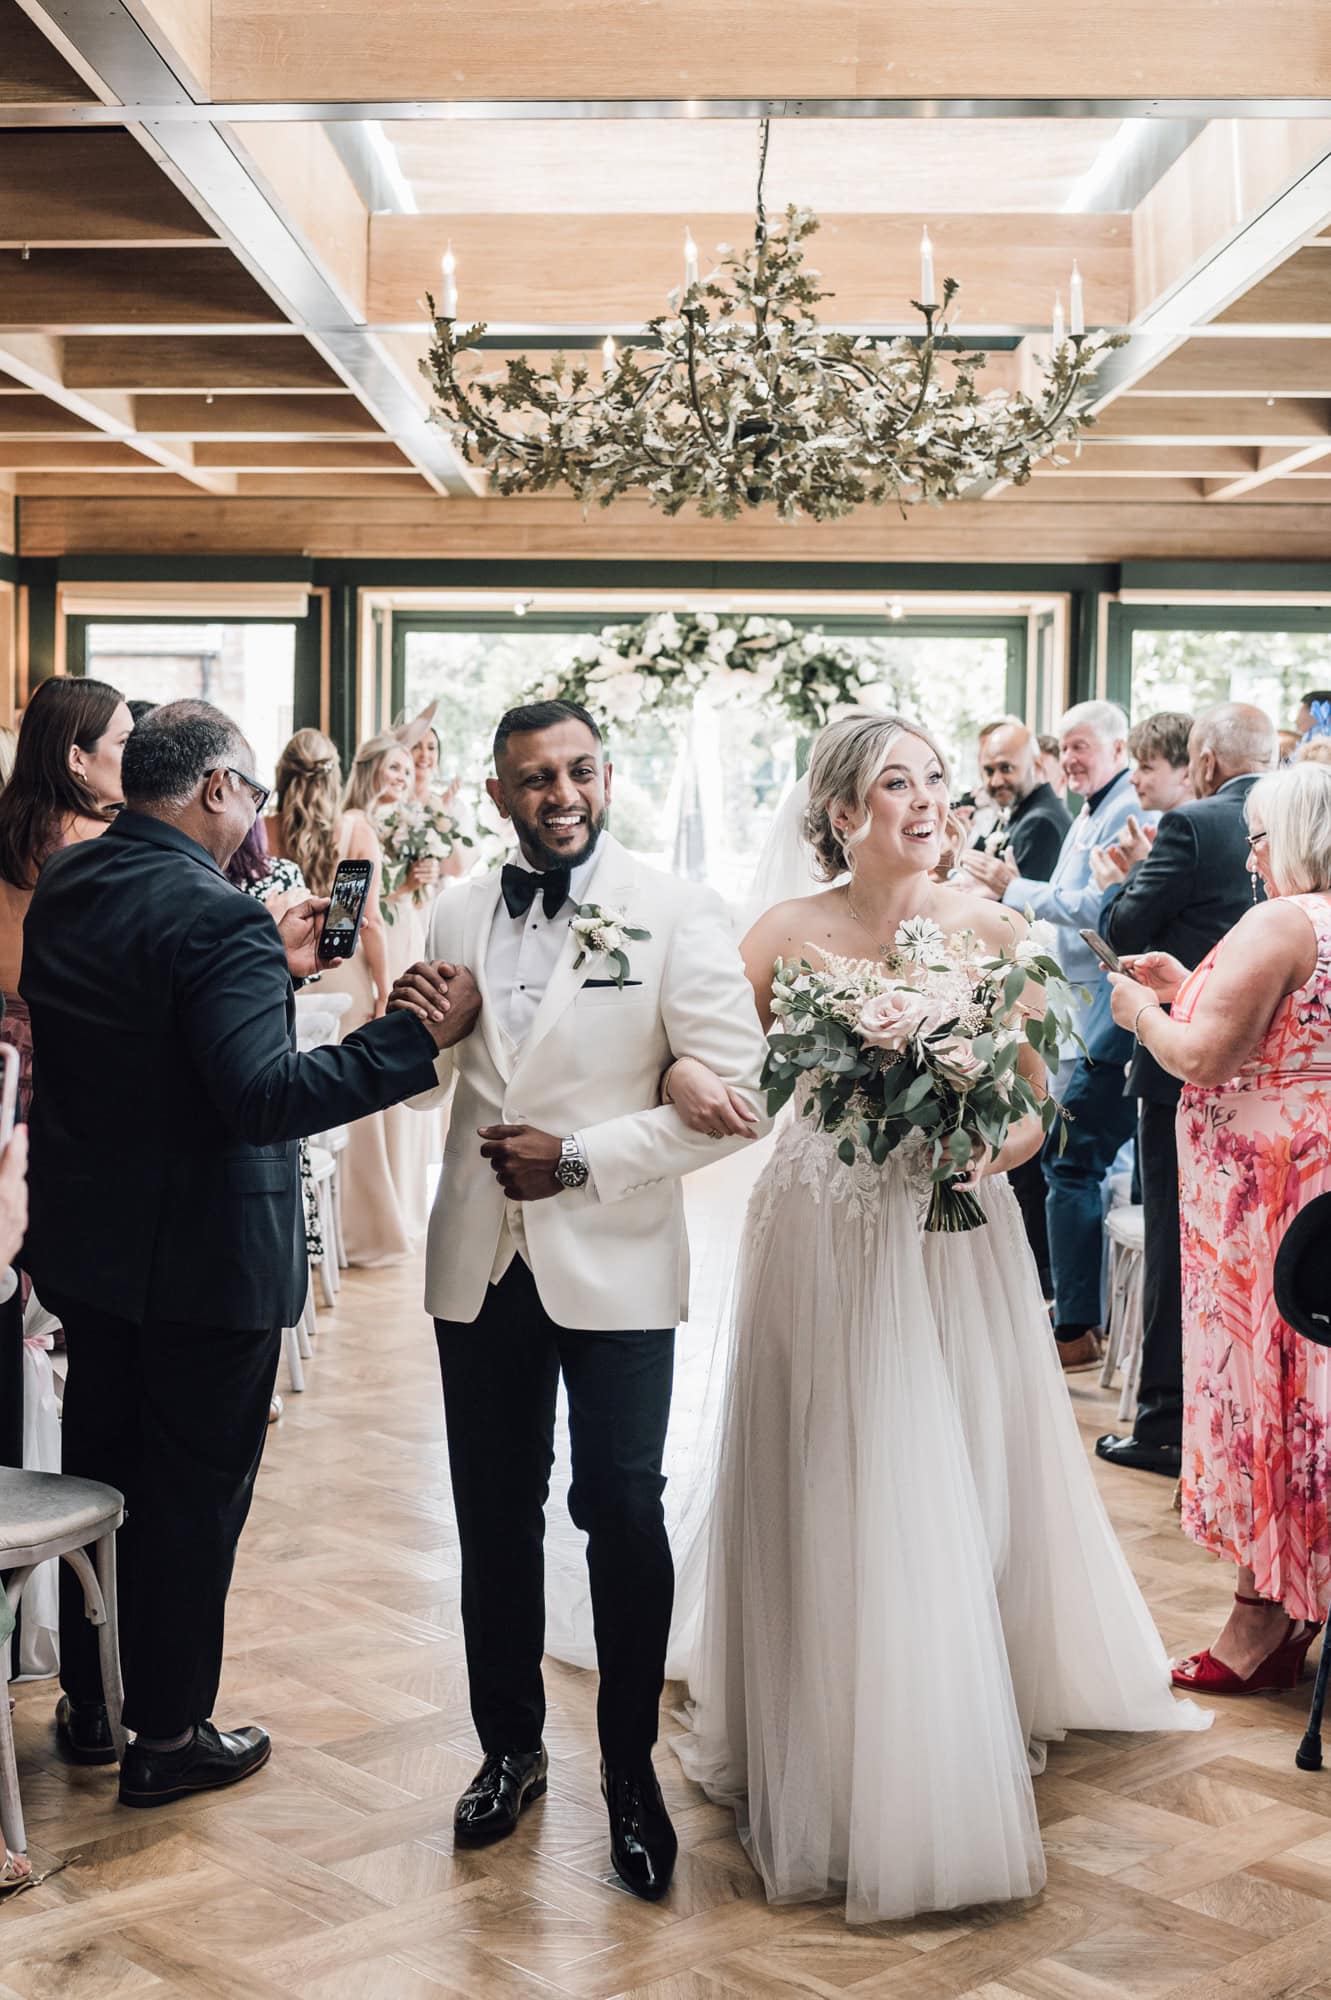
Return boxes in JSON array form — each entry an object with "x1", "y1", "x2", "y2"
[
  {"x1": 21, "y1": 699, "x2": 480, "y2": 1805},
  {"x1": 1095, "y1": 701, "x2": 1276, "y2": 1474},
  {"x1": 966, "y1": 700, "x2": 1140, "y2": 1368}
]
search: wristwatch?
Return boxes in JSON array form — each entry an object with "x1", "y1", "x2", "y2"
[{"x1": 555, "y1": 1135, "x2": 591, "y2": 1191}]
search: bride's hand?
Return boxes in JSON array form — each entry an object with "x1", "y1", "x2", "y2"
[
  {"x1": 949, "y1": 1139, "x2": 992, "y2": 1190},
  {"x1": 664, "y1": 1057, "x2": 760, "y2": 1139}
]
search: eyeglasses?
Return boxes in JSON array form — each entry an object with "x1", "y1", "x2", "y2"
[
  {"x1": 1247, "y1": 829, "x2": 1269, "y2": 852},
  {"x1": 212, "y1": 766, "x2": 272, "y2": 815}
]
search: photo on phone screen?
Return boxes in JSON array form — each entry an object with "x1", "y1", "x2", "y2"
[
  {"x1": 1078, "y1": 927, "x2": 1122, "y2": 975},
  {"x1": 318, "y1": 859, "x2": 373, "y2": 961}
]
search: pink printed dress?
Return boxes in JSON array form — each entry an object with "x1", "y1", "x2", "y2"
[{"x1": 1174, "y1": 893, "x2": 1331, "y2": 1619}]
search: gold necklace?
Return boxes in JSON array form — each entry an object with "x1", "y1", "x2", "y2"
[{"x1": 843, "y1": 891, "x2": 894, "y2": 960}]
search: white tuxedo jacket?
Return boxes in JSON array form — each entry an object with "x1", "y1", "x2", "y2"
[{"x1": 413, "y1": 835, "x2": 771, "y2": 1330}]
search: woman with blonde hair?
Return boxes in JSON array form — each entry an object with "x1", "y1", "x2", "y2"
[
  {"x1": 266, "y1": 728, "x2": 411, "y2": 1266},
  {"x1": 343, "y1": 729, "x2": 441, "y2": 1242},
  {"x1": 1109, "y1": 758, "x2": 1331, "y2": 1694},
  {"x1": 674, "y1": 710, "x2": 1204, "y2": 1922}
]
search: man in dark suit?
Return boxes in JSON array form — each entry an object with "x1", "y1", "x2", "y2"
[
  {"x1": 22, "y1": 700, "x2": 478, "y2": 1805},
  {"x1": 1096, "y1": 702, "x2": 1276, "y2": 1474},
  {"x1": 962, "y1": 720, "x2": 1072, "y2": 1293},
  {"x1": 974, "y1": 718, "x2": 1073, "y2": 883}
]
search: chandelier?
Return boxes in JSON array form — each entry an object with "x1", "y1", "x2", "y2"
[{"x1": 421, "y1": 122, "x2": 1126, "y2": 523}]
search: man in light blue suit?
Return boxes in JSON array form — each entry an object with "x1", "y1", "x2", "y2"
[{"x1": 962, "y1": 701, "x2": 1142, "y2": 1371}]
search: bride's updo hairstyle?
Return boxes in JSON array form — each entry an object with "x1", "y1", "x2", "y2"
[{"x1": 804, "y1": 708, "x2": 951, "y2": 881}]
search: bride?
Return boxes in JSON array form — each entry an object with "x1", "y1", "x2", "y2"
[{"x1": 666, "y1": 710, "x2": 1207, "y2": 1924}]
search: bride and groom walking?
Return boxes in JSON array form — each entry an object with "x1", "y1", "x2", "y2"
[{"x1": 395, "y1": 697, "x2": 1206, "y2": 1922}]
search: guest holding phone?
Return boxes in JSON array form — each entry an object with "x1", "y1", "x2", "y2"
[
  {"x1": 266, "y1": 730, "x2": 409, "y2": 1266},
  {"x1": 21, "y1": 700, "x2": 479, "y2": 1798}
]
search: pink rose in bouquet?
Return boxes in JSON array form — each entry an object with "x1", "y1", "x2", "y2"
[
  {"x1": 930, "y1": 1035, "x2": 988, "y2": 1091},
  {"x1": 858, "y1": 988, "x2": 934, "y2": 1053}
]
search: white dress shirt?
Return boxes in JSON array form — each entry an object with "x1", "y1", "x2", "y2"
[{"x1": 485, "y1": 844, "x2": 602, "y2": 1282}]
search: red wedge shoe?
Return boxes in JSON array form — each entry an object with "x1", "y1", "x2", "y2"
[{"x1": 1172, "y1": 1592, "x2": 1322, "y2": 1694}]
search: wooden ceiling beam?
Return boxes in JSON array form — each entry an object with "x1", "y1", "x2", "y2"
[
  {"x1": 0, "y1": 131, "x2": 213, "y2": 244},
  {"x1": 1203, "y1": 439, "x2": 1331, "y2": 500},
  {"x1": 0, "y1": 0, "x2": 96, "y2": 103},
  {"x1": 1054, "y1": 445, "x2": 1257, "y2": 476},
  {"x1": 1093, "y1": 395, "x2": 1331, "y2": 444},
  {"x1": 0, "y1": 439, "x2": 196, "y2": 469},
  {"x1": 1215, "y1": 247, "x2": 1331, "y2": 327},
  {"x1": 368, "y1": 212, "x2": 1130, "y2": 331},
  {"x1": 190, "y1": 439, "x2": 415, "y2": 468},
  {"x1": 1133, "y1": 338, "x2": 1331, "y2": 399},
  {"x1": 62, "y1": 334, "x2": 342, "y2": 392},
  {"x1": 0, "y1": 332, "x2": 235, "y2": 492},
  {"x1": 132, "y1": 392, "x2": 381, "y2": 435},
  {"x1": 0, "y1": 248, "x2": 287, "y2": 331},
  {"x1": 21, "y1": 488, "x2": 1331, "y2": 564},
  {"x1": 206, "y1": 0, "x2": 1331, "y2": 103}
]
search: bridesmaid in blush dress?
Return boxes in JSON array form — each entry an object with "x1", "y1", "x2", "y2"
[
  {"x1": 267, "y1": 729, "x2": 412, "y2": 1268},
  {"x1": 1107, "y1": 759, "x2": 1331, "y2": 1696}
]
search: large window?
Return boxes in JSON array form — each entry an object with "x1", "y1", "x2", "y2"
[
  {"x1": 1108, "y1": 607, "x2": 1331, "y2": 733},
  {"x1": 396, "y1": 615, "x2": 1022, "y2": 900},
  {"x1": 71, "y1": 619, "x2": 305, "y2": 786}
]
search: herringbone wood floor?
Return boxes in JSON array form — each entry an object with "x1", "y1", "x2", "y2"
[{"x1": 8, "y1": 1252, "x2": 1331, "y2": 2000}]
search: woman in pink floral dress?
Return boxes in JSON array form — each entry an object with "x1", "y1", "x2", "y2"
[{"x1": 1108, "y1": 760, "x2": 1331, "y2": 1694}]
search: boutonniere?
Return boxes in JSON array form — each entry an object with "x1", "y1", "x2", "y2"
[{"x1": 570, "y1": 903, "x2": 652, "y2": 988}]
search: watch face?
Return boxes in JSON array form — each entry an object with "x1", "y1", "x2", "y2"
[{"x1": 556, "y1": 1157, "x2": 589, "y2": 1190}]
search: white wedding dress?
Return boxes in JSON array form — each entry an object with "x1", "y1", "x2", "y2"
[{"x1": 676, "y1": 991, "x2": 1209, "y2": 1923}]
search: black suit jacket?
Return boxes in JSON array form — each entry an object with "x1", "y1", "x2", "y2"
[
  {"x1": 21, "y1": 812, "x2": 440, "y2": 1329},
  {"x1": 1006, "y1": 782, "x2": 1072, "y2": 883},
  {"x1": 1102, "y1": 776, "x2": 1259, "y2": 1105}
]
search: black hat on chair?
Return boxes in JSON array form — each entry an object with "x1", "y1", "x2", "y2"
[{"x1": 1275, "y1": 1193, "x2": 1331, "y2": 1346}]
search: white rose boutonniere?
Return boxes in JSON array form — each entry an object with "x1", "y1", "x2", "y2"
[{"x1": 570, "y1": 903, "x2": 652, "y2": 988}]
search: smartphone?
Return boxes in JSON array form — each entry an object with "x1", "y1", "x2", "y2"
[
  {"x1": 1079, "y1": 927, "x2": 1122, "y2": 975},
  {"x1": 318, "y1": 858, "x2": 373, "y2": 962},
  {"x1": 0, "y1": 1042, "x2": 17, "y2": 1149}
]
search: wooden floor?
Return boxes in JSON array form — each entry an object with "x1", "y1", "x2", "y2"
[{"x1": 8, "y1": 1257, "x2": 1331, "y2": 2000}]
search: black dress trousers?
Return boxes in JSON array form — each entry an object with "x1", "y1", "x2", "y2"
[
  {"x1": 44, "y1": 1290, "x2": 280, "y2": 1739},
  {"x1": 1132, "y1": 1097, "x2": 1185, "y2": 1449},
  {"x1": 435, "y1": 1256, "x2": 675, "y2": 1770}
]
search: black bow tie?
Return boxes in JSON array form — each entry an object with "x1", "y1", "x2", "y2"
[{"x1": 501, "y1": 861, "x2": 571, "y2": 921}]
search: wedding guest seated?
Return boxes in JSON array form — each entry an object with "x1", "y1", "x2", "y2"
[
  {"x1": 1037, "y1": 733, "x2": 1064, "y2": 792},
  {"x1": 1297, "y1": 738, "x2": 1331, "y2": 768},
  {"x1": 1095, "y1": 703, "x2": 1275, "y2": 1474},
  {"x1": 0, "y1": 677, "x2": 134, "y2": 1119},
  {"x1": 21, "y1": 698, "x2": 479, "y2": 1800},
  {"x1": 1107, "y1": 760, "x2": 1331, "y2": 1690}
]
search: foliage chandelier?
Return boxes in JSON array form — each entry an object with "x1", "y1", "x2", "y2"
[{"x1": 422, "y1": 121, "x2": 1126, "y2": 524}]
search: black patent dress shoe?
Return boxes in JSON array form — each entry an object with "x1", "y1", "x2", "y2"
[
  {"x1": 1095, "y1": 1433, "x2": 1182, "y2": 1477},
  {"x1": 602, "y1": 1761, "x2": 677, "y2": 1901},
  {"x1": 118, "y1": 1721, "x2": 271, "y2": 1808},
  {"x1": 55, "y1": 1694, "x2": 117, "y2": 1766},
  {"x1": 453, "y1": 1746, "x2": 548, "y2": 1847}
]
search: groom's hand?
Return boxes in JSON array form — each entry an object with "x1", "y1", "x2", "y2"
[
  {"x1": 388, "y1": 962, "x2": 482, "y2": 1049},
  {"x1": 478, "y1": 1124, "x2": 562, "y2": 1201}
]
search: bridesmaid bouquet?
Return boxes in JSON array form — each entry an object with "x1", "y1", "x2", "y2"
[
  {"x1": 373, "y1": 796, "x2": 473, "y2": 920},
  {"x1": 764, "y1": 916, "x2": 1079, "y2": 1231}
]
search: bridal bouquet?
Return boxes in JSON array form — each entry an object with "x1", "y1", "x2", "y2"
[
  {"x1": 764, "y1": 916, "x2": 1080, "y2": 1231},
  {"x1": 373, "y1": 795, "x2": 472, "y2": 919}
]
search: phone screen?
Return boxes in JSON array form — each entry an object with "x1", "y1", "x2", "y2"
[
  {"x1": 1078, "y1": 927, "x2": 1122, "y2": 975},
  {"x1": 319, "y1": 859, "x2": 373, "y2": 960},
  {"x1": 0, "y1": 1043, "x2": 18, "y2": 1150}
]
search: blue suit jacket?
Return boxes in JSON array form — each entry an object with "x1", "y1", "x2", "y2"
[{"x1": 1002, "y1": 770, "x2": 1147, "y2": 1057}]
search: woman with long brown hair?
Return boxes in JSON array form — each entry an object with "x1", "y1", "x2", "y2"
[
  {"x1": 0, "y1": 676, "x2": 133, "y2": 1115},
  {"x1": 266, "y1": 728, "x2": 411, "y2": 1265}
]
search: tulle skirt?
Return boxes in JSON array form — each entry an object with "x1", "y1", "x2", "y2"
[{"x1": 677, "y1": 1128, "x2": 1208, "y2": 1922}]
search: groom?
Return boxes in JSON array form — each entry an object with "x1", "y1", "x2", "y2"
[{"x1": 397, "y1": 700, "x2": 769, "y2": 1900}]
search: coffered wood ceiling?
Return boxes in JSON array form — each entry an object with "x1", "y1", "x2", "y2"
[{"x1": 2, "y1": 0, "x2": 1331, "y2": 560}]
